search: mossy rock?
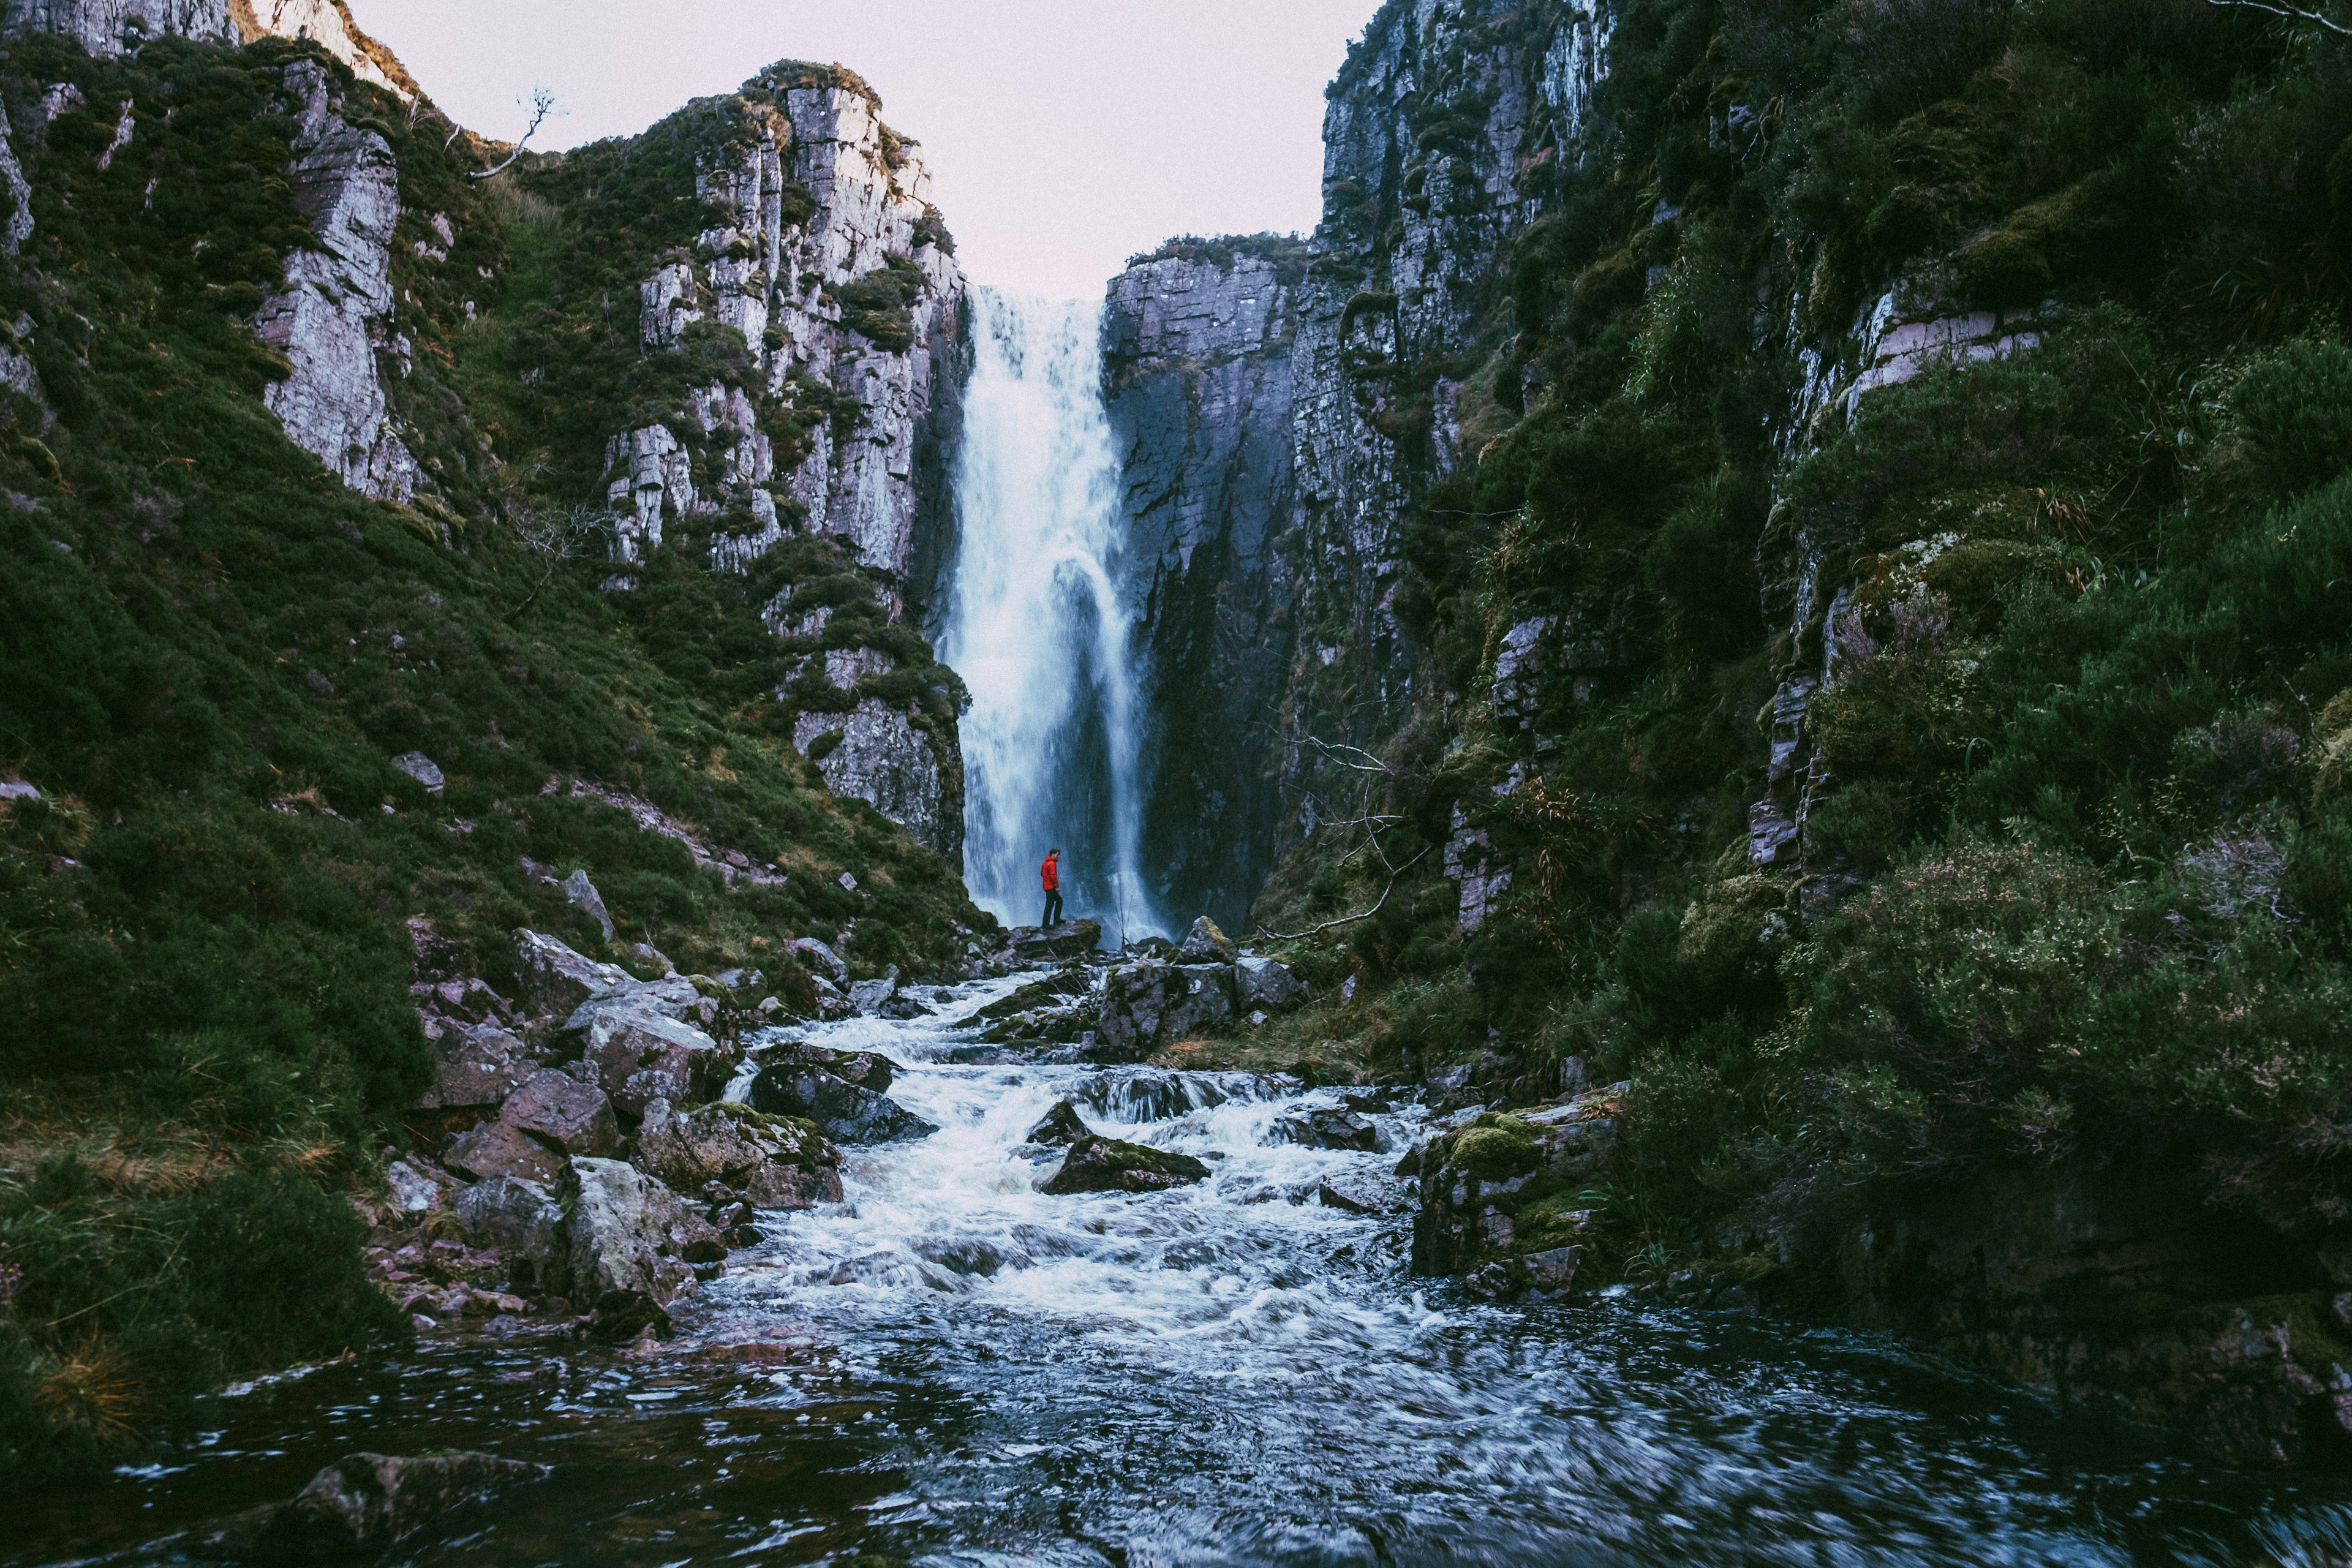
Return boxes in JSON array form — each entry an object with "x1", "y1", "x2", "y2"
[
  {"x1": 1446, "y1": 1115, "x2": 1539, "y2": 1183},
  {"x1": 1040, "y1": 1134, "x2": 1211, "y2": 1195}
]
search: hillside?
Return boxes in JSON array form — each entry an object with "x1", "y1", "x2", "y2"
[
  {"x1": 0, "y1": 14, "x2": 979, "y2": 1482},
  {"x1": 1108, "y1": 0, "x2": 2352, "y2": 1460}
]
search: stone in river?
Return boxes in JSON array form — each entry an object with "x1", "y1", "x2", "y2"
[
  {"x1": 202, "y1": 1450, "x2": 549, "y2": 1556},
  {"x1": 1041, "y1": 1133, "x2": 1212, "y2": 1194},
  {"x1": 1022, "y1": 1098, "x2": 1091, "y2": 1147},
  {"x1": 747, "y1": 1065, "x2": 938, "y2": 1144}
]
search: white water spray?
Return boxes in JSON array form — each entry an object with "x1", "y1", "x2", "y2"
[{"x1": 940, "y1": 290, "x2": 1161, "y2": 937}]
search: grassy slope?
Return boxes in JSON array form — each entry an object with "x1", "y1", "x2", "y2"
[
  {"x1": 0, "y1": 35, "x2": 979, "y2": 1484},
  {"x1": 1234, "y1": 0, "x2": 2352, "y2": 1298}
]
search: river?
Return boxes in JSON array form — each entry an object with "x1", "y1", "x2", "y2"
[{"x1": 15, "y1": 974, "x2": 2352, "y2": 1567}]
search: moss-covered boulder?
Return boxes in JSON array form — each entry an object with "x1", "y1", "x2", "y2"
[{"x1": 1039, "y1": 1134, "x2": 1210, "y2": 1195}]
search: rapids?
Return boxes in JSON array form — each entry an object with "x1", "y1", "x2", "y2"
[{"x1": 17, "y1": 975, "x2": 2352, "y2": 1567}]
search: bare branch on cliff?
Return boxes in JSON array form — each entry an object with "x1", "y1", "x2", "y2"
[
  {"x1": 510, "y1": 503, "x2": 614, "y2": 615},
  {"x1": 468, "y1": 87, "x2": 559, "y2": 180},
  {"x1": 1254, "y1": 847, "x2": 1433, "y2": 943},
  {"x1": 1278, "y1": 732, "x2": 1395, "y2": 775},
  {"x1": 2206, "y1": 0, "x2": 2352, "y2": 33}
]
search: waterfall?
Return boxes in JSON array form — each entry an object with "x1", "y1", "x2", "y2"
[{"x1": 939, "y1": 290, "x2": 1162, "y2": 939}]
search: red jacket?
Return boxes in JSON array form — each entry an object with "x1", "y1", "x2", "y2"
[{"x1": 1041, "y1": 854, "x2": 1059, "y2": 891}]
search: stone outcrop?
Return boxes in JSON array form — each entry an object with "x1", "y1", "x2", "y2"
[
  {"x1": 793, "y1": 698, "x2": 954, "y2": 853},
  {"x1": 2, "y1": 0, "x2": 237, "y2": 56},
  {"x1": 254, "y1": 57, "x2": 417, "y2": 501},
  {"x1": 552, "y1": 1156, "x2": 718, "y2": 1309},
  {"x1": 1103, "y1": 241, "x2": 1304, "y2": 929},
  {"x1": 747, "y1": 1060, "x2": 937, "y2": 1144},
  {"x1": 232, "y1": 0, "x2": 424, "y2": 102},
  {"x1": 635, "y1": 1098, "x2": 843, "y2": 1210}
]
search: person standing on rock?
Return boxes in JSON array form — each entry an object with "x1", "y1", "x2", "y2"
[{"x1": 1041, "y1": 848, "x2": 1063, "y2": 928}]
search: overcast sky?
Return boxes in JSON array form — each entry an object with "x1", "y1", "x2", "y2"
[{"x1": 350, "y1": 0, "x2": 1380, "y2": 300}]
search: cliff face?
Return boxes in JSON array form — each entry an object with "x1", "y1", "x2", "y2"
[
  {"x1": 1101, "y1": 238, "x2": 1304, "y2": 930},
  {"x1": 1107, "y1": 0, "x2": 2352, "y2": 1469}
]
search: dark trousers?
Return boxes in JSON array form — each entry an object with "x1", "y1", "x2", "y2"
[{"x1": 1041, "y1": 889, "x2": 1063, "y2": 927}]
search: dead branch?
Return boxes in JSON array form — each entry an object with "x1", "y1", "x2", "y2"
[
  {"x1": 469, "y1": 87, "x2": 558, "y2": 179},
  {"x1": 1254, "y1": 847, "x2": 1433, "y2": 942},
  {"x1": 2207, "y1": 0, "x2": 2352, "y2": 33}
]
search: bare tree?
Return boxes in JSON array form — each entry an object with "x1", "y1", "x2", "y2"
[
  {"x1": 511, "y1": 503, "x2": 613, "y2": 614},
  {"x1": 469, "y1": 87, "x2": 559, "y2": 180}
]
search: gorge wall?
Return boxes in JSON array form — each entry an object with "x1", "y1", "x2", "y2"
[{"x1": 1107, "y1": 0, "x2": 2352, "y2": 1466}]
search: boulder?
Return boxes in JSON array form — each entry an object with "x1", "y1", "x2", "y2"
[
  {"x1": 761, "y1": 1041, "x2": 894, "y2": 1093},
  {"x1": 414, "y1": 1022, "x2": 535, "y2": 1112},
  {"x1": 1235, "y1": 954, "x2": 1305, "y2": 1012},
  {"x1": 1041, "y1": 1134, "x2": 1212, "y2": 1195},
  {"x1": 442, "y1": 1118, "x2": 562, "y2": 1185},
  {"x1": 1165, "y1": 965, "x2": 1237, "y2": 1040},
  {"x1": 1174, "y1": 915, "x2": 1237, "y2": 964},
  {"x1": 551, "y1": 1157, "x2": 712, "y2": 1307},
  {"x1": 1272, "y1": 1106, "x2": 1382, "y2": 1152},
  {"x1": 453, "y1": 1175, "x2": 562, "y2": 1289},
  {"x1": 809, "y1": 973, "x2": 856, "y2": 1020},
  {"x1": 562, "y1": 868, "x2": 616, "y2": 942},
  {"x1": 500, "y1": 1069, "x2": 620, "y2": 1156},
  {"x1": 576, "y1": 1005, "x2": 730, "y2": 1119},
  {"x1": 383, "y1": 1159, "x2": 447, "y2": 1215},
  {"x1": 513, "y1": 929, "x2": 631, "y2": 1019},
  {"x1": 635, "y1": 1099, "x2": 843, "y2": 1210},
  {"x1": 1009, "y1": 919, "x2": 1102, "y2": 962},
  {"x1": 787, "y1": 936, "x2": 850, "y2": 986},
  {"x1": 217, "y1": 1451, "x2": 549, "y2": 1556},
  {"x1": 565, "y1": 973, "x2": 710, "y2": 1029},
  {"x1": 1022, "y1": 1099, "x2": 1091, "y2": 1147},
  {"x1": 1093, "y1": 961, "x2": 1174, "y2": 1061},
  {"x1": 850, "y1": 971, "x2": 898, "y2": 1014},
  {"x1": 747, "y1": 1066, "x2": 938, "y2": 1144}
]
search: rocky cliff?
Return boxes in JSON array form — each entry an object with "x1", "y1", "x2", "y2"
[
  {"x1": 1115, "y1": 0, "x2": 2352, "y2": 1469},
  {"x1": 1102, "y1": 235, "x2": 1305, "y2": 930},
  {"x1": 0, "y1": 10, "x2": 984, "y2": 1486}
]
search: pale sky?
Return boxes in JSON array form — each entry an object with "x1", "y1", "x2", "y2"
[{"x1": 349, "y1": 0, "x2": 1381, "y2": 301}]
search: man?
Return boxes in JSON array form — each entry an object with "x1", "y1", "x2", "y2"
[{"x1": 1040, "y1": 848, "x2": 1063, "y2": 928}]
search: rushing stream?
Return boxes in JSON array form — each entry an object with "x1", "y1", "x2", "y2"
[{"x1": 18, "y1": 975, "x2": 2352, "y2": 1567}]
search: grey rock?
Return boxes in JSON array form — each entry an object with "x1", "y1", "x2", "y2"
[
  {"x1": 787, "y1": 937, "x2": 849, "y2": 985},
  {"x1": 383, "y1": 1159, "x2": 445, "y2": 1214},
  {"x1": 747, "y1": 1066, "x2": 937, "y2": 1144},
  {"x1": 1022, "y1": 1099, "x2": 1091, "y2": 1147},
  {"x1": 391, "y1": 752, "x2": 444, "y2": 794},
  {"x1": 1235, "y1": 954, "x2": 1305, "y2": 1012},
  {"x1": 1041, "y1": 1134, "x2": 1211, "y2": 1195},
  {"x1": 1272, "y1": 1106, "x2": 1381, "y2": 1153},
  {"x1": 794, "y1": 698, "x2": 957, "y2": 854},
  {"x1": 254, "y1": 59, "x2": 418, "y2": 502},
  {"x1": 577, "y1": 1005, "x2": 729, "y2": 1119},
  {"x1": 453, "y1": 1174, "x2": 560, "y2": 1261},
  {"x1": 635, "y1": 1098, "x2": 843, "y2": 1210},
  {"x1": 762, "y1": 1042, "x2": 894, "y2": 1093},
  {"x1": 414, "y1": 1022, "x2": 534, "y2": 1112},
  {"x1": 849, "y1": 968, "x2": 899, "y2": 1015},
  {"x1": 1174, "y1": 916, "x2": 1237, "y2": 964},
  {"x1": 551, "y1": 1157, "x2": 710, "y2": 1306},
  {"x1": 513, "y1": 930, "x2": 631, "y2": 1019},
  {"x1": 442, "y1": 1119, "x2": 560, "y2": 1185},
  {"x1": 562, "y1": 869, "x2": 616, "y2": 943},
  {"x1": 1009, "y1": 919, "x2": 1102, "y2": 962},
  {"x1": 3, "y1": 1, "x2": 238, "y2": 61},
  {"x1": 500, "y1": 1068, "x2": 620, "y2": 1156}
]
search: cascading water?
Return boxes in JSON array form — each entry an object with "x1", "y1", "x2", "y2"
[{"x1": 939, "y1": 290, "x2": 1161, "y2": 938}]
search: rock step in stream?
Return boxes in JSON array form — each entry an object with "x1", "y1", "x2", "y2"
[{"x1": 21, "y1": 944, "x2": 2352, "y2": 1566}]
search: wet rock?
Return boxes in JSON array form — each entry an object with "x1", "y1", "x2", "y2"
[
  {"x1": 1235, "y1": 954, "x2": 1305, "y2": 1012},
  {"x1": 1008, "y1": 919, "x2": 1102, "y2": 962},
  {"x1": 205, "y1": 1449, "x2": 549, "y2": 1556},
  {"x1": 850, "y1": 970, "x2": 899, "y2": 1014},
  {"x1": 585, "y1": 1289, "x2": 671, "y2": 1344},
  {"x1": 635, "y1": 1098, "x2": 845, "y2": 1210},
  {"x1": 501, "y1": 1069, "x2": 622, "y2": 1156},
  {"x1": 760, "y1": 1041, "x2": 894, "y2": 1092},
  {"x1": 1022, "y1": 1099, "x2": 1091, "y2": 1147},
  {"x1": 747, "y1": 1066, "x2": 938, "y2": 1144},
  {"x1": 551, "y1": 1157, "x2": 710, "y2": 1308},
  {"x1": 453, "y1": 1175, "x2": 561, "y2": 1288},
  {"x1": 1041, "y1": 1134, "x2": 1212, "y2": 1195},
  {"x1": 794, "y1": 698, "x2": 954, "y2": 853},
  {"x1": 442, "y1": 1118, "x2": 562, "y2": 1185},
  {"x1": 1272, "y1": 1106, "x2": 1381, "y2": 1153},
  {"x1": 1316, "y1": 1182, "x2": 1385, "y2": 1215},
  {"x1": 1079, "y1": 1069, "x2": 1237, "y2": 1123},
  {"x1": 576, "y1": 1005, "x2": 730, "y2": 1119},
  {"x1": 1174, "y1": 915, "x2": 1237, "y2": 963},
  {"x1": 981, "y1": 994, "x2": 1102, "y2": 1046},
  {"x1": 566, "y1": 972, "x2": 710, "y2": 1029},
  {"x1": 513, "y1": 930, "x2": 631, "y2": 1019}
]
